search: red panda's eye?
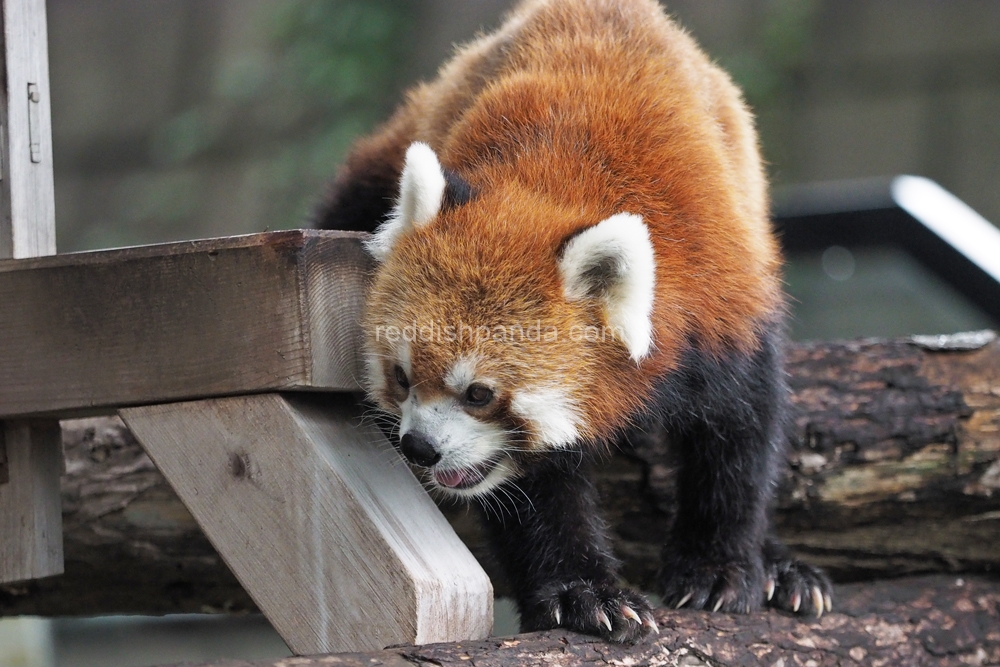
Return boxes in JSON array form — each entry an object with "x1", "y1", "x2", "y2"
[
  {"x1": 465, "y1": 384, "x2": 494, "y2": 407},
  {"x1": 394, "y1": 365, "x2": 410, "y2": 390}
]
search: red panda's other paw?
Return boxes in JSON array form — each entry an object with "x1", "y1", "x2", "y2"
[
  {"x1": 523, "y1": 581, "x2": 657, "y2": 644},
  {"x1": 658, "y1": 552, "x2": 765, "y2": 615},
  {"x1": 764, "y1": 552, "x2": 833, "y2": 618}
]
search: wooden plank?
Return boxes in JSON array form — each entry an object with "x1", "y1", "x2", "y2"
[
  {"x1": 119, "y1": 394, "x2": 493, "y2": 655},
  {"x1": 0, "y1": 0, "x2": 62, "y2": 583},
  {"x1": 0, "y1": 230, "x2": 371, "y2": 419},
  {"x1": 0, "y1": 420, "x2": 63, "y2": 581},
  {"x1": 0, "y1": 0, "x2": 55, "y2": 258}
]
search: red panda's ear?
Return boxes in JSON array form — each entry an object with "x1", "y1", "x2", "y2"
[
  {"x1": 559, "y1": 213, "x2": 656, "y2": 362},
  {"x1": 365, "y1": 142, "x2": 446, "y2": 261}
]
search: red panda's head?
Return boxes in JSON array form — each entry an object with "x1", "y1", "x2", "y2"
[{"x1": 362, "y1": 143, "x2": 657, "y2": 497}]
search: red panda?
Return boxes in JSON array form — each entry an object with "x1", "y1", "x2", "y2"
[{"x1": 317, "y1": 0, "x2": 832, "y2": 644}]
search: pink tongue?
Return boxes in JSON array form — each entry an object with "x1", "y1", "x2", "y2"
[{"x1": 434, "y1": 469, "x2": 466, "y2": 488}]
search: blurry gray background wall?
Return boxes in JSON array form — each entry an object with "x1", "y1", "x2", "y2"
[{"x1": 49, "y1": 0, "x2": 1000, "y2": 253}]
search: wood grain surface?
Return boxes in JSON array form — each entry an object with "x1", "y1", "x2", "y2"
[
  {"x1": 120, "y1": 393, "x2": 492, "y2": 655},
  {"x1": 0, "y1": 0, "x2": 63, "y2": 583},
  {"x1": 0, "y1": 421, "x2": 63, "y2": 582},
  {"x1": 0, "y1": 0, "x2": 55, "y2": 259},
  {"x1": 0, "y1": 230, "x2": 372, "y2": 419}
]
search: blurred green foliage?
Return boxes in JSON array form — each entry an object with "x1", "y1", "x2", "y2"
[
  {"x1": 719, "y1": 0, "x2": 819, "y2": 106},
  {"x1": 715, "y1": 0, "x2": 821, "y2": 183},
  {"x1": 262, "y1": 0, "x2": 409, "y2": 227},
  {"x1": 110, "y1": 0, "x2": 814, "y2": 249},
  {"x1": 265, "y1": 0, "x2": 413, "y2": 227},
  {"x1": 140, "y1": 0, "x2": 412, "y2": 239}
]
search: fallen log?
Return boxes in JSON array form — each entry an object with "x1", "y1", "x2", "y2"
[
  {"x1": 613, "y1": 330, "x2": 1000, "y2": 588},
  {"x1": 1, "y1": 333, "x2": 999, "y2": 616},
  {"x1": 157, "y1": 574, "x2": 1000, "y2": 667}
]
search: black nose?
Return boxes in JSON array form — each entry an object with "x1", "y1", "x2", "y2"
[{"x1": 399, "y1": 432, "x2": 442, "y2": 467}]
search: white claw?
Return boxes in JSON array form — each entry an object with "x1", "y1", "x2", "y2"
[
  {"x1": 621, "y1": 605, "x2": 642, "y2": 623},
  {"x1": 712, "y1": 597, "x2": 724, "y2": 613},
  {"x1": 765, "y1": 578, "x2": 775, "y2": 601},
  {"x1": 643, "y1": 615, "x2": 660, "y2": 634},
  {"x1": 675, "y1": 591, "x2": 693, "y2": 609},
  {"x1": 791, "y1": 591, "x2": 801, "y2": 613},
  {"x1": 597, "y1": 610, "x2": 613, "y2": 633},
  {"x1": 824, "y1": 593, "x2": 833, "y2": 614},
  {"x1": 811, "y1": 587, "x2": 824, "y2": 618},
  {"x1": 554, "y1": 605, "x2": 562, "y2": 626}
]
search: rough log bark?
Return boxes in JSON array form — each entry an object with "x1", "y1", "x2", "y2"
[
  {"x1": 157, "y1": 574, "x2": 1000, "y2": 667},
  {"x1": 612, "y1": 331, "x2": 1000, "y2": 588},
  {"x1": 1, "y1": 335, "x2": 999, "y2": 616}
]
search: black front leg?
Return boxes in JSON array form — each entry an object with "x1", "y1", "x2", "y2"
[
  {"x1": 477, "y1": 452, "x2": 656, "y2": 643},
  {"x1": 655, "y1": 333, "x2": 835, "y2": 616},
  {"x1": 657, "y1": 335, "x2": 785, "y2": 613}
]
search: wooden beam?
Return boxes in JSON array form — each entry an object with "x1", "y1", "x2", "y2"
[
  {"x1": 0, "y1": 231, "x2": 371, "y2": 419},
  {"x1": 119, "y1": 394, "x2": 493, "y2": 655},
  {"x1": 0, "y1": 0, "x2": 62, "y2": 583}
]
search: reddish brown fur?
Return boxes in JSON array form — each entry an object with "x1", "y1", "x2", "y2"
[{"x1": 363, "y1": 0, "x2": 782, "y2": 444}]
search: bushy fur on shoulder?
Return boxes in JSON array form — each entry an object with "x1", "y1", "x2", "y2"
[{"x1": 317, "y1": 0, "x2": 831, "y2": 644}]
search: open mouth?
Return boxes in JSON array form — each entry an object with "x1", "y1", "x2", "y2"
[{"x1": 432, "y1": 457, "x2": 500, "y2": 490}]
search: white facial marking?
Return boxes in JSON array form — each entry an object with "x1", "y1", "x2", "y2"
[
  {"x1": 364, "y1": 142, "x2": 447, "y2": 261},
  {"x1": 398, "y1": 396, "x2": 509, "y2": 493},
  {"x1": 449, "y1": 457, "x2": 518, "y2": 498},
  {"x1": 511, "y1": 387, "x2": 582, "y2": 448},
  {"x1": 363, "y1": 352, "x2": 386, "y2": 396},
  {"x1": 363, "y1": 339, "x2": 411, "y2": 404},
  {"x1": 444, "y1": 353, "x2": 483, "y2": 393},
  {"x1": 397, "y1": 340, "x2": 412, "y2": 378},
  {"x1": 559, "y1": 212, "x2": 656, "y2": 362}
]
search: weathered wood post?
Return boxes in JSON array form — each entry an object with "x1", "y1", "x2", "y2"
[{"x1": 0, "y1": 0, "x2": 63, "y2": 583}]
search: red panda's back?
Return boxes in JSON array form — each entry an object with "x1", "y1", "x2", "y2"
[{"x1": 403, "y1": 0, "x2": 781, "y2": 364}]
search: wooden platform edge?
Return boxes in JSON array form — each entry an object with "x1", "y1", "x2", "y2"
[
  {"x1": 119, "y1": 393, "x2": 492, "y2": 655},
  {"x1": 300, "y1": 233, "x2": 372, "y2": 392},
  {"x1": 0, "y1": 231, "x2": 371, "y2": 420}
]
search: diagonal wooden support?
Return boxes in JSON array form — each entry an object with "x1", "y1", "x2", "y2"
[
  {"x1": 119, "y1": 393, "x2": 493, "y2": 655},
  {"x1": 0, "y1": 0, "x2": 63, "y2": 583}
]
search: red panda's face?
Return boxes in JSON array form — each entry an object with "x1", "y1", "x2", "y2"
[
  {"x1": 363, "y1": 228, "x2": 584, "y2": 497},
  {"x1": 362, "y1": 143, "x2": 658, "y2": 498}
]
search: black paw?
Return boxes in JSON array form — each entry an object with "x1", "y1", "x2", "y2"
[
  {"x1": 523, "y1": 581, "x2": 657, "y2": 644},
  {"x1": 763, "y1": 543, "x2": 833, "y2": 617},
  {"x1": 658, "y1": 549, "x2": 764, "y2": 614}
]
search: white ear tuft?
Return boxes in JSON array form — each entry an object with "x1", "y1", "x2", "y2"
[
  {"x1": 511, "y1": 387, "x2": 582, "y2": 448},
  {"x1": 364, "y1": 142, "x2": 447, "y2": 261},
  {"x1": 559, "y1": 213, "x2": 656, "y2": 362},
  {"x1": 398, "y1": 142, "x2": 447, "y2": 228}
]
